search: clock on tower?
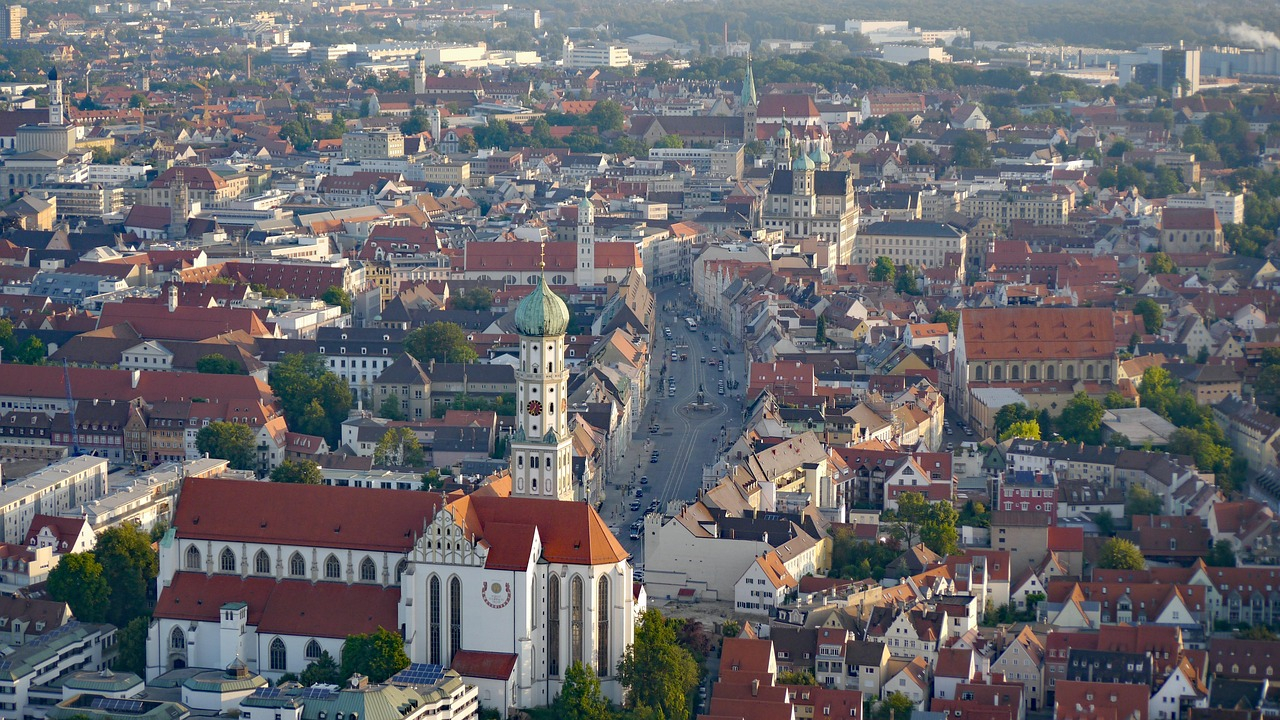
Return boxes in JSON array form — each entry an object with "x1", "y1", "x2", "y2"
[{"x1": 526, "y1": 400, "x2": 543, "y2": 416}]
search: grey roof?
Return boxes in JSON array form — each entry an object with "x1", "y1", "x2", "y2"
[{"x1": 862, "y1": 220, "x2": 966, "y2": 239}]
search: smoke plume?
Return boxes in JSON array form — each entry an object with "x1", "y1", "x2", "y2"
[{"x1": 1218, "y1": 21, "x2": 1280, "y2": 50}]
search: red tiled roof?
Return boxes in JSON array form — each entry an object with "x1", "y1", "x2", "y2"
[
  {"x1": 98, "y1": 302, "x2": 272, "y2": 341},
  {"x1": 720, "y1": 637, "x2": 775, "y2": 675},
  {"x1": 153, "y1": 572, "x2": 399, "y2": 638},
  {"x1": 0, "y1": 365, "x2": 274, "y2": 408},
  {"x1": 448, "y1": 493, "x2": 628, "y2": 568},
  {"x1": 174, "y1": 477, "x2": 444, "y2": 553},
  {"x1": 24, "y1": 514, "x2": 89, "y2": 548},
  {"x1": 961, "y1": 307, "x2": 1115, "y2": 362},
  {"x1": 450, "y1": 650, "x2": 517, "y2": 679}
]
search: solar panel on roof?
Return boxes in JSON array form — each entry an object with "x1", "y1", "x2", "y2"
[
  {"x1": 300, "y1": 687, "x2": 338, "y2": 700},
  {"x1": 91, "y1": 698, "x2": 146, "y2": 714},
  {"x1": 254, "y1": 688, "x2": 283, "y2": 699}
]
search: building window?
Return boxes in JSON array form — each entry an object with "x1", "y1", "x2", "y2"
[
  {"x1": 429, "y1": 575, "x2": 442, "y2": 665},
  {"x1": 185, "y1": 546, "x2": 201, "y2": 570},
  {"x1": 396, "y1": 559, "x2": 408, "y2": 582},
  {"x1": 220, "y1": 548, "x2": 236, "y2": 573},
  {"x1": 269, "y1": 638, "x2": 287, "y2": 671},
  {"x1": 290, "y1": 553, "x2": 306, "y2": 577},
  {"x1": 450, "y1": 576, "x2": 462, "y2": 660},
  {"x1": 255, "y1": 550, "x2": 270, "y2": 575},
  {"x1": 1047, "y1": 365, "x2": 1056, "y2": 380},
  {"x1": 324, "y1": 555, "x2": 341, "y2": 579},
  {"x1": 571, "y1": 575, "x2": 585, "y2": 667},
  {"x1": 548, "y1": 574, "x2": 561, "y2": 677},
  {"x1": 597, "y1": 577, "x2": 610, "y2": 675},
  {"x1": 305, "y1": 639, "x2": 321, "y2": 662},
  {"x1": 360, "y1": 557, "x2": 377, "y2": 582},
  {"x1": 170, "y1": 627, "x2": 186, "y2": 650}
]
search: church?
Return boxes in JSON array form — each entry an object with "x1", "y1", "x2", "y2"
[{"x1": 146, "y1": 274, "x2": 638, "y2": 712}]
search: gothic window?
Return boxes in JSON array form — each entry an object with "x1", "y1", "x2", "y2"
[
  {"x1": 450, "y1": 577, "x2": 462, "y2": 660},
  {"x1": 396, "y1": 559, "x2": 408, "y2": 582},
  {"x1": 305, "y1": 640, "x2": 322, "y2": 661},
  {"x1": 324, "y1": 555, "x2": 341, "y2": 579},
  {"x1": 429, "y1": 575, "x2": 442, "y2": 664},
  {"x1": 360, "y1": 557, "x2": 377, "y2": 582},
  {"x1": 597, "y1": 577, "x2": 610, "y2": 675},
  {"x1": 269, "y1": 638, "x2": 287, "y2": 671},
  {"x1": 571, "y1": 576, "x2": 585, "y2": 667},
  {"x1": 255, "y1": 550, "x2": 270, "y2": 575},
  {"x1": 548, "y1": 575, "x2": 561, "y2": 677},
  {"x1": 290, "y1": 552, "x2": 305, "y2": 577},
  {"x1": 170, "y1": 627, "x2": 186, "y2": 649},
  {"x1": 185, "y1": 545, "x2": 201, "y2": 570},
  {"x1": 220, "y1": 548, "x2": 236, "y2": 573}
]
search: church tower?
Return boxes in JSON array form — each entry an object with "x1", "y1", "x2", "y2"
[
  {"x1": 169, "y1": 170, "x2": 190, "y2": 240},
  {"x1": 509, "y1": 252, "x2": 575, "y2": 502},
  {"x1": 413, "y1": 51, "x2": 426, "y2": 95},
  {"x1": 741, "y1": 57, "x2": 758, "y2": 142},
  {"x1": 47, "y1": 66, "x2": 63, "y2": 125},
  {"x1": 576, "y1": 195, "x2": 595, "y2": 284}
]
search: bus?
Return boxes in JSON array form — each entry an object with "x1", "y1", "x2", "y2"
[{"x1": 685, "y1": 317, "x2": 697, "y2": 330}]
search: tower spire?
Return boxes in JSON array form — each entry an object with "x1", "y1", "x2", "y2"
[{"x1": 539, "y1": 240, "x2": 546, "y2": 273}]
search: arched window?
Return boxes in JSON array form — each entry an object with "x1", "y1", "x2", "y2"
[
  {"x1": 1010, "y1": 365, "x2": 1021, "y2": 380},
  {"x1": 305, "y1": 639, "x2": 322, "y2": 662},
  {"x1": 974, "y1": 365, "x2": 985, "y2": 381},
  {"x1": 570, "y1": 576, "x2": 584, "y2": 667},
  {"x1": 289, "y1": 552, "x2": 305, "y2": 577},
  {"x1": 1067, "y1": 365, "x2": 1076, "y2": 380},
  {"x1": 360, "y1": 557, "x2": 377, "y2": 582},
  {"x1": 185, "y1": 545, "x2": 201, "y2": 570},
  {"x1": 170, "y1": 627, "x2": 186, "y2": 649},
  {"x1": 220, "y1": 548, "x2": 236, "y2": 573},
  {"x1": 1029, "y1": 365, "x2": 1038, "y2": 380},
  {"x1": 269, "y1": 638, "x2": 287, "y2": 671},
  {"x1": 429, "y1": 575, "x2": 442, "y2": 665},
  {"x1": 548, "y1": 575, "x2": 561, "y2": 677},
  {"x1": 992, "y1": 365, "x2": 1003, "y2": 381},
  {"x1": 1046, "y1": 365, "x2": 1056, "y2": 380},
  {"x1": 396, "y1": 559, "x2": 408, "y2": 583},
  {"x1": 255, "y1": 550, "x2": 270, "y2": 575},
  {"x1": 324, "y1": 555, "x2": 341, "y2": 580},
  {"x1": 1086, "y1": 364, "x2": 1095, "y2": 379},
  {"x1": 449, "y1": 577, "x2": 462, "y2": 660},
  {"x1": 596, "y1": 577, "x2": 610, "y2": 675}
]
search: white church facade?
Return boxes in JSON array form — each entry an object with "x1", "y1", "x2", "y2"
[{"x1": 146, "y1": 274, "x2": 637, "y2": 713}]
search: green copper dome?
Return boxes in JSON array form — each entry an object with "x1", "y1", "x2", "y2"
[
  {"x1": 810, "y1": 146, "x2": 831, "y2": 165},
  {"x1": 515, "y1": 276, "x2": 569, "y2": 337},
  {"x1": 792, "y1": 153, "x2": 815, "y2": 171}
]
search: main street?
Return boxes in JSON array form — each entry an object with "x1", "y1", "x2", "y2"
[{"x1": 607, "y1": 286, "x2": 746, "y2": 560}]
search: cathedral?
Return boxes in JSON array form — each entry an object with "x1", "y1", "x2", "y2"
[{"x1": 147, "y1": 275, "x2": 637, "y2": 713}]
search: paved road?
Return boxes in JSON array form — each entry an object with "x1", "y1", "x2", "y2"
[{"x1": 606, "y1": 286, "x2": 746, "y2": 561}]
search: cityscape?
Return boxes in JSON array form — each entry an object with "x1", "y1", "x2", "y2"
[{"x1": 0, "y1": 1, "x2": 1278, "y2": 719}]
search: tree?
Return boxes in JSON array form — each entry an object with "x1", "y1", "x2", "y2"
[
  {"x1": 894, "y1": 265, "x2": 921, "y2": 295},
  {"x1": 1126, "y1": 485, "x2": 1163, "y2": 516},
  {"x1": 871, "y1": 256, "x2": 896, "y2": 282},
  {"x1": 1255, "y1": 365, "x2": 1280, "y2": 413},
  {"x1": 46, "y1": 553, "x2": 110, "y2": 623},
  {"x1": 777, "y1": 670, "x2": 818, "y2": 685},
  {"x1": 871, "y1": 692, "x2": 916, "y2": 720},
  {"x1": 301, "y1": 651, "x2": 342, "y2": 686},
  {"x1": 1134, "y1": 298, "x2": 1164, "y2": 334},
  {"x1": 932, "y1": 308, "x2": 960, "y2": 333},
  {"x1": 617, "y1": 609, "x2": 699, "y2": 720},
  {"x1": 1057, "y1": 392, "x2": 1105, "y2": 445},
  {"x1": 405, "y1": 322, "x2": 478, "y2": 364},
  {"x1": 1206, "y1": 539, "x2": 1237, "y2": 568},
  {"x1": 952, "y1": 130, "x2": 993, "y2": 167},
  {"x1": 452, "y1": 286, "x2": 494, "y2": 311},
  {"x1": 95, "y1": 524, "x2": 159, "y2": 627},
  {"x1": 196, "y1": 421, "x2": 257, "y2": 470},
  {"x1": 653, "y1": 133, "x2": 684, "y2": 149},
  {"x1": 116, "y1": 616, "x2": 149, "y2": 676},
  {"x1": 322, "y1": 285, "x2": 354, "y2": 314},
  {"x1": 586, "y1": 100, "x2": 625, "y2": 132},
  {"x1": 269, "y1": 354, "x2": 353, "y2": 447},
  {"x1": 378, "y1": 394, "x2": 406, "y2": 421},
  {"x1": 340, "y1": 628, "x2": 410, "y2": 683},
  {"x1": 196, "y1": 354, "x2": 242, "y2": 374},
  {"x1": 1106, "y1": 432, "x2": 1131, "y2": 448},
  {"x1": 1095, "y1": 509, "x2": 1116, "y2": 537},
  {"x1": 994, "y1": 403, "x2": 1037, "y2": 439},
  {"x1": 374, "y1": 427, "x2": 425, "y2": 468},
  {"x1": 893, "y1": 492, "x2": 959, "y2": 556},
  {"x1": 270, "y1": 459, "x2": 323, "y2": 484},
  {"x1": 1149, "y1": 252, "x2": 1176, "y2": 274},
  {"x1": 675, "y1": 618, "x2": 713, "y2": 661},
  {"x1": 1000, "y1": 419, "x2": 1041, "y2": 441},
  {"x1": 555, "y1": 661, "x2": 611, "y2": 720},
  {"x1": 720, "y1": 620, "x2": 741, "y2": 638},
  {"x1": 1098, "y1": 537, "x2": 1146, "y2": 570},
  {"x1": 1103, "y1": 391, "x2": 1135, "y2": 409}
]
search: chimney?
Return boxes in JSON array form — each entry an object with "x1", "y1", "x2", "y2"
[
  {"x1": 167, "y1": 284, "x2": 178, "y2": 313},
  {"x1": 751, "y1": 679, "x2": 759, "y2": 697},
  {"x1": 131, "y1": 370, "x2": 140, "y2": 389}
]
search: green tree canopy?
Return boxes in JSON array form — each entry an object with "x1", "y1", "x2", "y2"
[
  {"x1": 301, "y1": 651, "x2": 343, "y2": 686},
  {"x1": 871, "y1": 256, "x2": 896, "y2": 282},
  {"x1": 777, "y1": 670, "x2": 817, "y2": 685},
  {"x1": 931, "y1": 308, "x2": 960, "y2": 333},
  {"x1": 617, "y1": 609, "x2": 700, "y2": 720},
  {"x1": 1000, "y1": 419, "x2": 1041, "y2": 441},
  {"x1": 452, "y1": 286, "x2": 494, "y2": 311},
  {"x1": 555, "y1": 661, "x2": 611, "y2": 720},
  {"x1": 196, "y1": 421, "x2": 257, "y2": 471},
  {"x1": 1149, "y1": 252, "x2": 1176, "y2": 274},
  {"x1": 340, "y1": 628, "x2": 410, "y2": 683},
  {"x1": 196, "y1": 354, "x2": 243, "y2": 375},
  {"x1": 871, "y1": 693, "x2": 916, "y2": 720},
  {"x1": 269, "y1": 353, "x2": 353, "y2": 447},
  {"x1": 1134, "y1": 298, "x2": 1164, "y2": 334},
  {"x1": 893, "y1": 491, "x2": 959, "y2": 556},
  {"x1": 322, "y1": 285, "x2": 354, "y2": 314},
  {"x1": 374, "y1": 427, "x2": 425, "y2": 468},
  {"x1": 1206, "y1": 539, "x2": 1237, "y2": 568},
  {"x1": 95, "y1": 524, "x2": 159, "y2": 627},
  {"x1": 1126, "y1": 485, "x2": 1163, "y2": 516},
  {"x1": 405, "y1": 322, "x2": 479, "y2": 364},
  {"x1": 994, "y1": 403, "x2": 1037, "y2": 439},
  {"x1": 46, "y1": 552, "x2": 110, "y2": 623},
  {"x1": 378, "y1": 394, "x2": 406, "y2": 421},
  {"x1": 270, "y1": 459, "x2": 323, "y2": 484},
  {"x1": 1057, "y1": 392, "x2": 1105, "y2": 445},
  {"x1": 116, "y1": 616, "x2": 149, "y2": 677},
  {"x1": 1098, "y1": 537, "x2": 1146, "y2": 570}
]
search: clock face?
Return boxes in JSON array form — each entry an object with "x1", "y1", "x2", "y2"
[{"x1": 526, "y1": 400, "x2": 543, "y2": 416}]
